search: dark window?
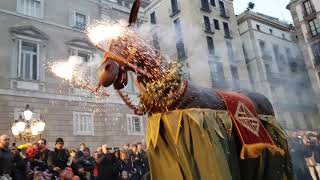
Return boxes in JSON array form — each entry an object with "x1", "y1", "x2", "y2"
[
  {"x1": 117, "y1": 0, "x2": 123, "y2": 5},
  {"x1": 150, "y1": 12, "x2": 156, "y2": 24},
  {"x1": 176, "y1": 40, "x2": 187, "y2": 60},
  {"x1": 312, "y1": 43, "x2": 320, "y2": 62},
  {"x1": 152, "y1": 33, "x2": 160, "y2": 51},
  {"x1": 259, "y1": 40, "x2": 266, "y2": 52},
  {"x1": 170, "y1": 0, "x2": 179, "y2": 16},
  {"x1": 209, "y1": 61, "x2": 227, "y2": 88},
  {"x1": 200, "y1": 0, "x2": 210, "y2": 12},
  {"x1": 75, "y1": 13, "x2": 86, "y2": 30},
  {"x1": 265, "y1": 63, "x2": 271, "y2": 74},
  {"x1": 303, "y1": 0, "x2": 314, "y2": 16},
  {"x1": 273, "y1": 44, "x2": 279, "y2": 59},
  {"x1": 308, "y1": 18, "x2": 320, "y2": 37},
  {"x1": 219, "y1": 1, "x2": 226, "y2": 17},
  {"x1": 242, "y1": 44, "x2": 249, "y2": 59},
  {"x1": 206, "y1": 36, "x2": 215, "y2": 56},
  {"x1": 256, "y1": 24, "x2": 260, "y2": 31},
  {"x1": 226, "y1": 40, "x2": 234, "y2": 62},
  {"x1": 269, "y1": 29, "x2": 273, "y2": 34},
  {"x1": 230, "y1": 65, "x2": 239, "y2": 80},
  {"x1": 210, "y1": 0, "x2": 216, "y2": 6},
  {"x1": 223, "y1": 22, "x2": 231, "y2": 38},
  {"x1": 203, "y1": 16, "x2": 212, "y2": 32},
  {"x1": 174, "y1": 18, "x2": 187, "y2": 60},
  {"x1": 213, "y1": 19, "x2": 220, "y2": 30}
]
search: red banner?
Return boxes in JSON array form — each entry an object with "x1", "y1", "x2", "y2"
[{"x1": 217, "y1": 91, "x2": 274, "y2": 145}]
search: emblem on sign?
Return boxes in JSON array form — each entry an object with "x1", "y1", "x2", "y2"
[{"x1": 234, "y1": 102, "x2": 260, "y2": 136}]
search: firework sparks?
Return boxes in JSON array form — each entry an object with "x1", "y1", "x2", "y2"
[
  {"x1": 50, "y1": 56, "x2": 109, "y2": 96},
  {"x1": 50, "y1": 56, "x2": 81, "y2": 81},
  {"x1": 86, "y1": 20, "x2": 126, "y2": 48}
]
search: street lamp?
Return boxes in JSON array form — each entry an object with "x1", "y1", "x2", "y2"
[{"x1": 11, "y1": 105, "x2": 46, "y2": 142}]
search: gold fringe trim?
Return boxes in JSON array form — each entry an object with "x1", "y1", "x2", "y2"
[{"x1": 240, "y1": 143, "x2": 286, "y2": 160}]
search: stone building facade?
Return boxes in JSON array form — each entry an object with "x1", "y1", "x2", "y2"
[
  {"x1": 287, "y1": 0, "x2": 320, "y2": 111},
  {"x1": 144, "y1": 0, "x2": 251, "y2": 90},
  {"x1": 237, "y1": 11, "x2": 319, "y2": 130},
  {"x1": 0, "y1": 0, "x2": 149, "y2": 150}
]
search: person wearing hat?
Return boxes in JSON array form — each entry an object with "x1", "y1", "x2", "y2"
[{"x1": 47, "y1": 138, "x2": 70, "y2": 178}]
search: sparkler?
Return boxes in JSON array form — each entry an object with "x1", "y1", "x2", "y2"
[
  {"x1": 86, "y1": 21, "x2": 153, "y2": 79},
  {"x1": 50, "y1": 56, "x2": 109, "y2": 97}
]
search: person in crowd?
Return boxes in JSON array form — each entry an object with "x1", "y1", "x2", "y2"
[
  {"x1": 60, "y1": 167, "x2": 80, "y2": 180},
  {"x1": 47, "y1": 137, "x2": 70, "y2": 178},
  {"x1": 118, "y1": 150, "x2": 133, "y2": 180},
  {"x1": 76, "y1": 147, "x2": 95, "y2": 180},
  {"x1": 93, "y1": 147, "x2": 103, "y2": 180},
  {"x1": 11, "y1": 144, "x2": 27, "y2": 180},
  {"x1": 0, "y1": 134, "x2": 14, "y2": 179},
  {"x1": 96, "y1": 144, "x2": 117, "y2": 180},
  {"x1": 37, "y1": 139, "x2": 50, "y2": 168},
  {"x1": 68, "y1": 149, "x2": 79, "y2": 176},
  {"x1": 76, "y1": 143, "x2": 87, "y2": 159},
  {"x1": 123, "y1": 144, "x2": 130, "y2": 151},
  {"x1": 130, "y1": 144, "x2": 143, "y2": 180},
  {"x1": 306, "y1": 133, "x2": 320, "y2": 180},
  {"x1": 137, "y1": 143, "x2": 149, "y2": 175},
  {"x1": 314, "y1": 135, "x2": 320, "y2": 178}
]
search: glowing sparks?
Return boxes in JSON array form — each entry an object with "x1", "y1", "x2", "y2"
[
  {"x1": 86, "y1": 21, "x2": 126, "y2": 47},
  {"x1": 50, "y1": 56, "x2": 82, "y2": 81}
]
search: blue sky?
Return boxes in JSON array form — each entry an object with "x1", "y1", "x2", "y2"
[{"x1": 233, "y1": 0, "x2": 293, "y2": 23}]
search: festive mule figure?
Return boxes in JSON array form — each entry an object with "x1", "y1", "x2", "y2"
[{"x1": 86, "y1": 1, "x2": 294, "y2": 179}]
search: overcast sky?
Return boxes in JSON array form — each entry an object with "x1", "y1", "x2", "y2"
[{"x1": 233, "y1": 0, "x2": 293, "y2": 23}]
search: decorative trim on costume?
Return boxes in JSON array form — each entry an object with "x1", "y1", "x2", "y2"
[
  {"x1": 240, "y1": 143, "x2": 285, "y2": 159},
  {"x1": 216, "y1": 91, "x2": 285, "y2": 159},
  {"x1": 146, "y1": 108, "x2": 228, "y2": 150}
]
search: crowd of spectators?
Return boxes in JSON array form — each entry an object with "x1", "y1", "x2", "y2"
[
  {"x1": 288, "y1": 131, "x2": 320, "y2": 180},
  {"x1": 0, "y1": 135, "x2": 149, "y2": 180},
  {"x1": 1, "y1": 130, "x2": 320, "y2": 180}
]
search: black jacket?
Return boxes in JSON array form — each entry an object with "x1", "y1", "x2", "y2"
[
  {"x1": 47, "y1": 148, "x2": 70, "y2": 170},
  {"x1": 0, "y1": 148, "x2": 14, "y2": 174}
]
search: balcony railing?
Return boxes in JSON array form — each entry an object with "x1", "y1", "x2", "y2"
[
  {"x1": 303, "y1": 9, "x2": 317, "y2": 21},
  {"x1": 200, "y1": 1, "x2": 211, "y2": 13},
  {"x1": 203, "y1": 23, "x2": 215, "y2": 34},
  {"x1": 168, "y1": 1, "x2": 181, "y2": 18}
]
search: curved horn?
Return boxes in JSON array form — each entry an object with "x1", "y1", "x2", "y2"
[{"x1": 128, "y1": 0, "x2": 141, "y2": 26}]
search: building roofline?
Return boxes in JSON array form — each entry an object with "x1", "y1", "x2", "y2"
[
  {"x1": 286, "y1": 0, "x2": 298, "y2": 10},
  {"x1": 237, "y1": 10, "x2": 294, "y2": 32}
]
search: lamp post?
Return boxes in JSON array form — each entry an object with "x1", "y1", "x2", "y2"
[{"x1": 11, "y1": 105, "x2": 46, "y2": 142}]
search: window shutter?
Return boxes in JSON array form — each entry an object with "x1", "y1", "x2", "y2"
[
  {"x1": 86, "y1": 15, "x2": 91, "y2": 26},
  {"x1": 69, "y1": 10, "x2": 76, "y2": 27},
  {"x1": 17, "y1": 40, "x2": 22, "y2": 78}
]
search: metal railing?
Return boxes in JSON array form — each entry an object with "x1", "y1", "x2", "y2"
[{"x1": 202, "y1": 23, "x2": 215, "y2": 34}]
